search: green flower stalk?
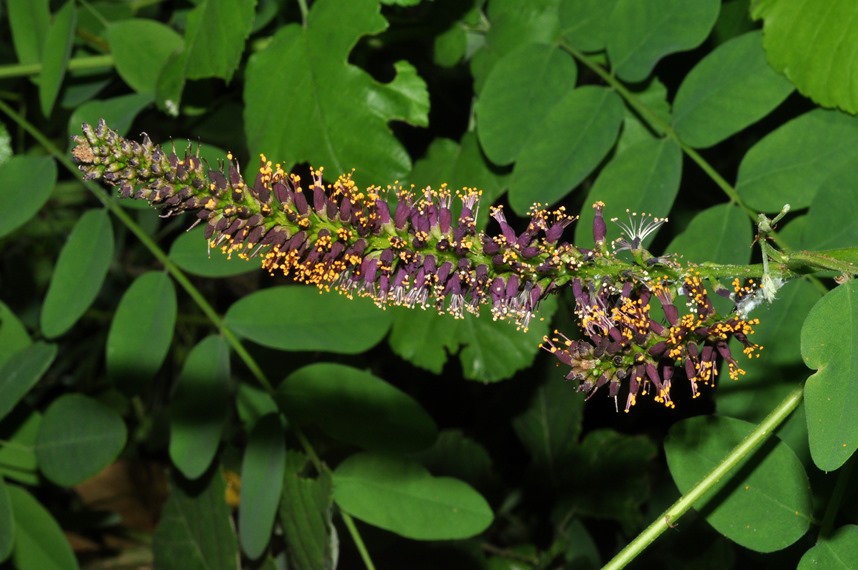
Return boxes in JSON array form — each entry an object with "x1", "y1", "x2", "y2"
[{"x1": 73, "y1": 119, "x2": 764, "y2": 410}]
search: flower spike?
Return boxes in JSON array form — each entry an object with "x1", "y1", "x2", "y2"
[{"x1": 72, "y1": 120, "x2": 763, "y2": 410}]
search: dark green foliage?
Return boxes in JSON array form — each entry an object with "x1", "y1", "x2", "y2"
[{"x1": 2, "y1": 1, "x2": 858, "y2": 568}]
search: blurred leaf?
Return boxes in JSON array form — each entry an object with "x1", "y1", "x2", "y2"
[
  {"x1": 388, "y1": 305, "x2": 461, "y2": 374},
  {"x1": 171, "y1": 231, "x2": 248, "y2": 278},
  {"x1": 333, "y1": 452, "x2": 493, "y2": 540},
  {"x1": 412, "y1": 430, "x2": 498, "y2": 493},
  {"x1": 106, "y1": 272, "x2": 177, "y2": 388},
  {"x1": 7, "y1": 0, "x2": 50, "y2": 65},
  {"x1": 606, "y1": 0, "x2": 720, "y2": 82},
  {"x1": 666, "y1": 203, "x2": 752, "y2": 265},
  {"x1": 0, "y1": 478, "x2": 12, "y2": 561},
  {"x1": 0, "y1": 410, "x2": 41, "y2": 485},
  {"x1": 470, "y1": 0, "x2": 561, "y2": 92},
  {"x1": 169, "y1": 223, "x2": 257, "y2": 278},
  {"x1": 718, "y1": 279, "x2": 822, "y2": 422},
  {"x1": 0, "y1": 156, "x2": 57, "y2": 239},
  {"x1": 798, "y1": 524, "x2": 858, "y2": 569},
  {"x1": 712, "y1": 0, "x2": 754, "y2": 45},
  {"x1": 0, "y1": 302, "x2": 31, "y2": 368},
  {"x1": 568, "y1": 429, "x2": 657, "y2": 532},
  {"x1": 239, "y1": 414, "x2": 285, "y2": 559},
  {"x1": 800, "y1": 161, "x2": 858, "y2": 250},
  {"x1": 39, "y1": 1, "x2": 76, "y2": 117},
  {"x1": 0, "y1": 123, "x2": 10, "y2": 167},
  {"x1": 513, "y1": 375, "x2": 585, "y2": 484},
  {"x1": 559, "y1": 0, "x2": 619, "y2": 52},
  {"x1": 616, "y1": 78, "x2": 672, "y2": 149},
  {"x1": 276, "y1": 363, "x2": 437, "y2": 454},
  {"x1": 153, "y1": 469, "x2": 239, "y2": 570},
  {"x1": 244, "y1": 0, "x2": 428, "y2": 186},
  {"x1": 753, "y1": 0, "x2": 858, "y2": 114},
  {"x1": 35, "y1": 394, "x2": 127, "y2": 487},
  {"x1": 802, "y1": 281, "x2": 858, "y2": 471},
  {"x1": 67, "y1": 93, "x2": 154, "y2": 142},
  {"x1": 106, "y1": 19, "x2": 184, "y2": 93},
  {"x1": 673, "y1": 31, "x2": 793, "y2": 148},
  {"x1": 184, "y1": 0, "x2": 254, "y2": 81},
  {"x1": 7, "y1": 485, "x2": 78, "y2": 570},
  {"x1": 665, "y1": 415, "x2": 812, "y2": 552},
  {"x1": 575, "y1": 137, "x2": 682, "y2": 250},
  {"x1": 407, "y1": 132, "x2": 507, "y2": 229},
  {"x1": 169, "y1": 336, "x2": 230, "y2": 480},
  {"x1": 40, "y1": 209, "x2": 114, "y2": 338},
  {"x1": 736, "y1": 109, "x2": 858, "y2": 212},
  {"x1": 509, "y1": 86, "x2": 623, "y2": 214},
  {"x1": 0, "y1": 343, "x2": 57, "y2": 423},
  {"x1": 224, "y1": 286, "x2": 392, "y2": 354},
  {"x1": 391, "y1": 294, "x2": 556, "y2": 382},
  {"x1": 475, "y1": 42, "x2": 577, "y2": 165},
  {"x1": 280, "y1": 452, "x2": 336, "y2": 570},
  {"x1": 235, "y1": 383, "x2": 278, "y2": 430}
]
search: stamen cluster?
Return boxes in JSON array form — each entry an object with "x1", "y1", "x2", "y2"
[{"x1": 72, "y1": 119, "x2": 762, "y2": 410}]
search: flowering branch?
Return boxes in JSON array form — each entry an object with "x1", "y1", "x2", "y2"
[{"x1": 71, "y1": 120, "x2": 840, "y2": 411}]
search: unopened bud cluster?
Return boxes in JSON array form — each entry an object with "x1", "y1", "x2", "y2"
[{"x1": 73, "y1": 120, "x2": 762, "y2": 410}]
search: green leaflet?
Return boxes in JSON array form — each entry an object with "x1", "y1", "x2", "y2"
[
  {"x1": 243, "y1": 0, "x2": 428, "y2": 186},
  {"x1": 333, "y1": 452, "x2": 493, "y2": 540},
  {"x1": 665, "y1": 415, "x2": 812, "y2": 552},
  {"x1": 276, "y1": 363, "x2": 437, "y2": 454},
  {"x1": 754, "y1": 0, "x2": 858, "y2": 114},
  {"x1": 802, "y1": 281, "x2": 858, "y2": 471},
  {"x1": 35, "y1": 394, "x2": 127, "y2": 487}
]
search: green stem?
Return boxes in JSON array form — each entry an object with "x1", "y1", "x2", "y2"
[
  {"x1": 296, "y1": 0, "x2": 309, "y2": 25},
  {"x1": 340, "y1": 511, "x2": 378, "y2": 570},
  {"x1": 0, "y1": 54, "x2": 114, "y2": 80},
  {"x1": 817, "y1": 453, "x2": 856, "y2": 541},
  {"x1": 603, "y1": 382, "x2": 804, "y2": 570}
]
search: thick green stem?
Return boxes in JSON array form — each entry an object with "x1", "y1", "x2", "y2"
[
  {"x1": 603, "y1": 382, "x2": 804, "y2": 570},
  {"x1": 0, "y1": 54, "x2": 114, "y2": 79}
]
